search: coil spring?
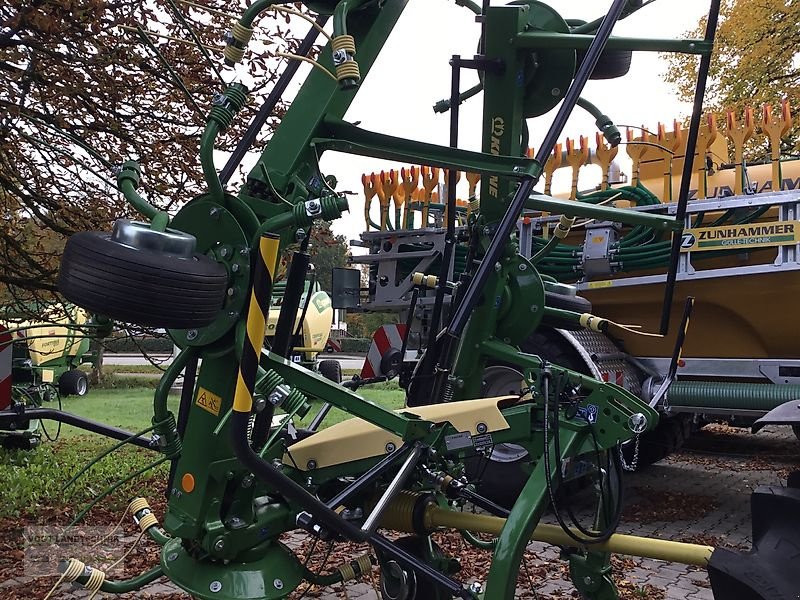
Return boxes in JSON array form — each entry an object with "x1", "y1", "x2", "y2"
[
  {"x1": 154, "y1": 412, "x2": 182, "y2": 458},
  {"x1": 259, "y1": 369, "x2": 311, "y2": 418}
]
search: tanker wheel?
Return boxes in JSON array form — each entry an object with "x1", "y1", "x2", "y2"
[
  {"x1": 467, "y1": 328, "x2": 592, "y2": 509},
  {"x1": 58, "y1": 369, "x2": 88, "y2": 397},
  {"x1": 317, "y1": 359, "x2": 342, "y2": 383},
  {"x1": 58, "y1": 223, "x2": 228, "y2": 330},
  {"x1": 621, "y1": 413, "x2": 695, "y2": 470}
]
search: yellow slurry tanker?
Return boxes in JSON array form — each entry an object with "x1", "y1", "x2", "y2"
[{"x1": 345, "y1": 101, "x2": 800, "y2": 469}]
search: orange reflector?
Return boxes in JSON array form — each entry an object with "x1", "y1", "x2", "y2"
[
  {"x1": 181, "y1": 473, "x2": 195, "y2": 493},
  {"x1": 677, "y1": 359, "x2": 686, "y2": 368}
]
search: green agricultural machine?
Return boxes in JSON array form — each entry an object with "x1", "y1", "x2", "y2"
[
  {"x1": 0, "y1": 306, "x2": 103, "y2": 449},
  {"x1": 2, "y1": 0, "x2": 798, "y2": 598}
]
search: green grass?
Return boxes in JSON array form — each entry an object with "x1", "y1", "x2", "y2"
[
  {"x1": 0, "y1": 437, "x2": 167, "y2": 519},
  {"x1": 57, "y1": 381, "x2": 406, "y2": 435},
  {"x1": 0, "y1": 382, "x2": 406, "y2": 518}
]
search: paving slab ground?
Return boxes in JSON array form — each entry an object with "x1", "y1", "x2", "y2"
[{"x1": 10, "y1": 424, "x2": 798, "y2": 599}]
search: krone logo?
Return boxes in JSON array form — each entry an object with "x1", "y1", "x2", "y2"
[{"x1": 492, "y1": 117, "x2": 505, "y2": 137}]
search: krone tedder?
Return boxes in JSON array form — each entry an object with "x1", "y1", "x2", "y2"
[{"x1": 2, "y1": 1, "x2": 798, "y2": 599}]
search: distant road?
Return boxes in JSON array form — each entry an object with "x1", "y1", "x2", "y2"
[{"x1": 103, "y1": 353, "x2": 365, "y2": 371}]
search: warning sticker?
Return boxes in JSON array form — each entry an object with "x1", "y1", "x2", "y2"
[
  {"x1": 680, "y1": 221, "x2": 800, "y2": 252},
  {"x1": 195, "y1": 387, "x2": 222, "y2": 416}
]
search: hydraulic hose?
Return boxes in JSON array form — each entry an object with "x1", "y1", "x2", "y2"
[
  {"x1": 200, "y1": 122, "x2": 224, "y2": 204},
  {"x1": 117, "y1": 161, "x2": 170, "y2": 231},
  {"x1": 668, "y1": 381, "x2": 800, "y2": 412},
  {"x1": 71, "y1": 565, "x2": 164, "y2": 593},
  {"x1": 576, "y1": 97, "x2": 620, "y2": 147}
]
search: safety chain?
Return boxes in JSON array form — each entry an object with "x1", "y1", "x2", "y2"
[{"x1": 618, "y1": 434, "x2": 640, "y2": 472}]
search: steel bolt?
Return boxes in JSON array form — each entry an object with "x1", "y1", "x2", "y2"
[
  {"x1": 167, "y1": 552, "x2": 178, "y2": 562},
  {"x1": 209, "y1": 207, "x2": 222, "y2": 218},
  {"x1": 385, "y1": 442, "x2": 396, "y2": 453},
  {"x1": 273, "y1": 579, "x2": 284, "y2": 590},
  {"x1": 306, "y1": 459, "x2": 317, "y2": 470},
  {"x1": 213, "y1": 538, "x2": 225, "y2": 552},
  {"x1": 186, "y1": 329, "x2": 198, "y2": 341},
  {"x1": 209, "y1": 581, "x2": 222, "y2": 593},
  {"x1": 551, "y1": 87, "x2": 561, "y2": 96},
  {"x1": 241, "y1": 473, "x2": 255, "y2": 488},
  {"x1": 531, "y1": 305, "x2": 538, "y2": 312},
  {"x1": 220, "y1": 247, "x2": 228, "y2": 258},
  {"x1": 227, "y1": 287, "x2": 235, "y2": 297},
  {"x1": 494, "y1": 262, "x2": 502, "y2": 271},
  {"x1": 231, "y1": 263, "x2": 240, "y2": 273},
  {"x1": 468, "y1": 582, "x2": 483, "y2": 593},
  {"x1": 519, "y1": 263, "x2": 527, "y2": 271},
  {"x1": 476, "y1": 422, "x2": 488, "y2": 434},
  {"x1": 583, "y1": 576, "x2": 593, "y2": 585},
  {"x1": 513, "y1": 166, "x2": 522, "y2": 173}
]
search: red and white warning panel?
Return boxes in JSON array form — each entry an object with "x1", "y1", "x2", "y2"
[
  {"x1": 361, "y1": 324, "x2": 408, "y2": 379},
  {"x1": 0, "y1": 325, "x2": 12, "y2": 411},
  {"x1": 601, "y1": 370, "x2": 625, "y2": 387}
]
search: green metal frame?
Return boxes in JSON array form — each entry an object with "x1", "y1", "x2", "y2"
[{"x1": 37, "y1": 1, "x2": 727, "y2": 599}]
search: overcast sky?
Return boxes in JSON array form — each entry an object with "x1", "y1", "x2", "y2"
[{"x1": 231, "y1": 0, "x2": 712, "y2": 242}]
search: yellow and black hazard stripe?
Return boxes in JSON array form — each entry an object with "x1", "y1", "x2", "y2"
[{"x1": 233, "y1": 233, "x2": 281, "y2": 414}]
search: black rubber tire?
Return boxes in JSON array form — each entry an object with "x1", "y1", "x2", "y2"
[
  {"x1": 577, "y1": 47, "x2": 633, "y2": 80},
  {"x1": 317, "y1": 359, "x2": 342, "y2": 384},
  {"x1": 621, "y1": 413, "x2": 695, "y2": 469},
  {"x1": 58, "y1": 231, "x2": 228, "y2": 329},
  {"x1": 469, "y1": 328, "x2": 592, "y2": 508},
  {"x1": 58, "y1": 369, "x2": 89, "y2": 397},
  {"x1": 792, "y1": 425, "x2": 800, "y2": 442}
]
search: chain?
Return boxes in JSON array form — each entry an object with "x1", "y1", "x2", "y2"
[{"x1": 619, "y1": 434, "x2": 640, "y2": 472}]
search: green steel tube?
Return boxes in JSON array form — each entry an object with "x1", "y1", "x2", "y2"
[
  {"x1": 200, "y1": 121, "x2": 224, "y2": 205},
  {"x1": 118, "y1": 172, "x2": 170, "y2": 231},
  {"x1": 515, "y1": 32, "x2": 712, "y2": 55},
  {"x1": 460, "y1": 529, "x2": 498, "y2": 550},
  {"x1": 668, "y1": 381, "x2": 800, "y2": 412},
  {"x1": 146, "y1": 526, "x2": 172, "y2": 546},
  {"x1": 531, "y1": 235, "x2": 563, "y2": 265},
  {"x1": 239, "y1": 0, "x2": 282, "y2": 27},
  {"x1": 333, "y1": 0, "x2": 370, "y2": 36},
  {"x1": 453, "y1": 0, "x2": 481, "y2": 15},
  {"x1": 72, "y1": 565, "x2": 164, "y2": 593},
  {"x1": 525, "y1": 194, "x2": 679, "y2": 231}
]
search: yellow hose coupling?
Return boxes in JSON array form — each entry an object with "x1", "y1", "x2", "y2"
[
  {"x1": 338, "y1": 554, "x2": 373, "y2": 582},
  {"x1": 129, "y1": 497, "x2": 159, "y2": 531},
  {"x1": 232, "y1": 22, "x2": 254, "y2": 45},
  {"x1": 331, "y1": 35, "x2": 360, "y2": 85},
  {"x1": 412, "y1": 272, "x2": 438, "y2": 289},
  {"x1": 554, "y1": 215, "x2": 576, "y2": 239},
  {"x1": 579, "y1": 313, "x2": 606, "y2": 332},
  {"x1": 223, "y1": 44, "x2": 245, "y2": 65}
]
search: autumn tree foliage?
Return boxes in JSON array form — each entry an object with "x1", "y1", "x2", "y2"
[
  {"x1": 0, "y1": 0, "x2": 295, "y2": 315},
  {"x1": 665, "y1": 0, "x2": 800, "y2": 155}
]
